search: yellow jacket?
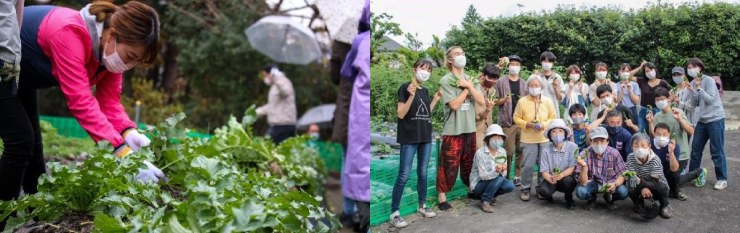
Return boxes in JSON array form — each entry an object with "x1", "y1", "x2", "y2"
[{"x1": 513, "y1": 95, "x2": 557, "y2": 143}]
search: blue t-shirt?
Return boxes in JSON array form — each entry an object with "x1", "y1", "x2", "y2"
[
  {"x1": 651, "y1": 139, "x2": 681, "y2": 169},
  {"x1": 572, "y1": 126, "x2": 588, "y2": 150},
  {"x1": 605, "y1": 125, "x2": 632, "y2": 161}
]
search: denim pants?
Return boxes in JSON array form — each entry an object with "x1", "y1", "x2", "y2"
[
  {"x1": 341, "y1": 145, "x2": 356, "y2": 215},
  {"x1": 576, "y1": 181, "x2": 629, "y2": 202},
  {"x1": 391, "y1": 142, "x2": 432, "y2": 212},
  {"x1": 689, "y1": 118, "x2": 728, "y2": 181},
  {"x1": 473, "y1": 175, "x2": 515, "y2": 202},
  {"x1": 638, "y1": 107, "x2": 660, "y2": 134}
]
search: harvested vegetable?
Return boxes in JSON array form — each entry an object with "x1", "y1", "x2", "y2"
[
  {"x1": 494, "y1": 155, "x2": 507, "y2": 165},
  {"x1": 599, "y1": 183, "x2": 612, "y2": 193}
]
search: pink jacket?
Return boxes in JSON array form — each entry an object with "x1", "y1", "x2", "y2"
[{"x1": 34, "y1": 7, "x2": 135, "y2": 147}]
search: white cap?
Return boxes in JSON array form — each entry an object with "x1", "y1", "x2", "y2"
[{"x1": 591, "y1": 127, "x2": 609, "y2": 140}]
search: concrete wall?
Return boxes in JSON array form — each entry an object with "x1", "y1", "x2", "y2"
[{"x1": 722, "y1": 91, "x2": 740, "y2": 121}]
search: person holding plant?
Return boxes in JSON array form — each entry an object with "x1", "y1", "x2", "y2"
[
  {"x1": 615, "y1": 63, "x2": 641, "y2": 121},
  {"x1": 470, "y1": 124, "x2": 515, "y2": 213},
  {"x1": 1, "y1": 1, "x2": 163, "y2": 227},
  {"x1": 493, "y1": 55, "x2": 527, "y2": 186},
  {"x1": 686, "y1": 57, "x2": 728, "y2": 190},
  {"x1": 625, "y1": 133, "x2": 673, "y2": 219},
  {"x1": 588, "y1": 62, "x2": 618, "y2": 121},
  {"x1": 513, "y1": 76, "x2": 557, "y2": 201},
  {"x1": 528, "y1": 51, "x2": 565, "y2": 119},
  {"x1": 389, "y1": 59, "x2": 441, "y2": 228},
  {"x1": 669, "y1": 67, "x2": 696, "y2": 128},
  {"x1": 436, "y1": 46, "x2": 485, "y2": 210},
  {"x1": 630, "y1": 61, "x2": 670, "y2": 134},
  {"x1": 475, "y1": 63, "x2": 500, "y2": 149},
  {"x1": 590, "y1": 110, "x2": 633, "y2": 161},
  {"x1": 538, "y1": 119, "x2": 578, "y2": 209},
  {"x1": 650, "y1": 123, "x2": 705, "y2": 201},
  {"x1": 575, "y1": 127, "x2": 629, "y2": 210},
  {"x1": 592, "y1": 84, "x2": 638, "y2": 134},
  {"x1": 563, "y1": 65, "x2": 588, "y2": 123},
  {"x1": 568, "y1": 104, "x2": 590, "y2": 150}
]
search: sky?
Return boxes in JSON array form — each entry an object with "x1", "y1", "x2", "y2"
[{"x1": 371, "y1": 0, "x2": 740, "y2": 49}]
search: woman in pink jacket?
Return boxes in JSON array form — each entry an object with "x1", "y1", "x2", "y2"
[{"x1": 0, "y1": 1, "x2": 161, "y2": 226}]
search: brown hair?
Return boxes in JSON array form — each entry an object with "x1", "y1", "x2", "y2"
[
  {"x1": 90, "y1": 0, "x2": 160, "y2": 64},
  {"x1": 566, "y1": 65, "x2": 582, "y2": 76},
  {"x1": 444, "y1": 46, "x2": 462, "y2": 71}
]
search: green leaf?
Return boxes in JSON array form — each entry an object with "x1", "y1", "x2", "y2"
[
  {"x1": 165, "y1": 215, "x2": 193, "y2": 233},
  {"x1": 93, "y1": 213, "x2": 127, "y2": 233}
]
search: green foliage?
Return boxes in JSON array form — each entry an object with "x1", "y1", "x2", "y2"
[
  {"x1": 443, "y1": 3, "x2": 740, "y2": 89},
  {"x1": 370, "y1": 12, "x2": 403, "y2": 55},
  {"x1": 0, "y1": 121, "x2": 95, "y2": 158},
  {"x1": 1, "y1": 111, "x2": 337, "y2": 232},
  {"x1": 121, "y1": 77, "x2": 184, "y2": 125}
]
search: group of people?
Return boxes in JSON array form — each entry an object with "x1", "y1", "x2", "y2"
[{"x1": 388, "y1": 47, "x2": 728, "y2": 228}]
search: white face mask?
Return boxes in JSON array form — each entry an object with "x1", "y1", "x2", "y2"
[
  {"x1": 654, "y1": 137, "x2": 669, "y2": 148},
  {"x1": 552, "y1": 134, "x2": 565, "y2": 144},
  {"x1": 646, "y1": 71, "x2": 656, "y2": 79},
  {"x1": 569, "y1": 74, "x2": 580, "y2": 81},
  {"x1": 656, "y1": 100, "x2": 670, "y2": 110},
  {"x1": 489, "y1": 140, "x2": 503, "y2": 149},
  {"x1": 634, "y1": 148, "x2": 650, "y2": 159},
  {"x1": 509, "y1": 66, "x2": 521, "y2": 75},
  {"x1": 620, "y1": 72, "x2": 630, "y2": 80},
  {"x1": 416, "y1": 70, "x2": 430, "y2": 82},
  {"x1": 103, "y1": 37, "x2": 135, "y2": 74},
  {"x1": 454, "y1": 56, "x2": 466, "y2": 68},
  {"x1": 529, "y1": 87, "x2": 541, "y2": 96},
  {"x1": 602, "y1": 97, "x2": 613, "y2": 105},
  {"x1": 673, "y1": 76, "x2": 684, "y2": 85},
  {"x1": 541, "y1": 62, "x2": 553, "y2": 71},
  {"x1": 593, "y1": 144, "x2": 607, "y2": 155},
  {"x1": 263, "y1": 77, "x2": 272, "y2": 86},
  {"x1": 687, "y1": 68, "x2": 700, "y2": 78},
  {"x1": 596, "y1": 71, "x2": 607, "y2": 80}
]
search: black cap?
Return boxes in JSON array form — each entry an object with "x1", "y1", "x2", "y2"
[{"x1": 508, "y1": 55, "x2": 522, "y2": 63}]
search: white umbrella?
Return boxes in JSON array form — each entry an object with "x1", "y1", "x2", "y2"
[
  {"x1": 296, "y1": 104, "x2": 336, "y2": 130},
  {"x1": 245, "y1": 15, "x2": 322, "y2": 65},
  {"x1": 316, "y1": 0, "x2": 364, "y2": 44}
]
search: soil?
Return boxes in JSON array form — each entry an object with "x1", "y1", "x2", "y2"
[
  {"x1": 15, "y1": 213, "x2": 95, "y2": 233},
  {"x1": 44, "y1": 153, "x2": 90, "y2": 166}
]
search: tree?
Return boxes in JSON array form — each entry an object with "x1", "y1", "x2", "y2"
[
  {"x1": 404, "y1": 32, "x2": 423, "y2": 52},
  {"x1": 370, "y1": 12, "x2": 403, "y2": 56}
]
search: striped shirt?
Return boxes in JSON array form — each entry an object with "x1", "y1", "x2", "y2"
[
  {"x1": 625, "y1": 153, "x2": 668, "y2": 186},
  {"x1": 576, "y1": 146, "x2": 625, "y2": 184},
  {"x1": 540, "y1": 141, "x2": 578, "y2": 174}
]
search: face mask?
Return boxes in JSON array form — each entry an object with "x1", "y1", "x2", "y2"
[
  {"x1": 454, "y1": 56, "x2": 466, "y2": 68},
  {"x1": 605, "y1": 125, "x2": 618, "y2": 134},
  {"x1": 635, "y1": 148, "x2": 650, "y2": 159},
  {"x1": 416, "y1": 70, "x2": 430, "y2": 82},
  {"x1": 656, "y1": 100, "x2": 669, "y2": 110},
  {"x1": 489, "y1": 140, "x2": 503, "y2": 149},
  {"x1": 596, "y1": 71, "x2": 607, "y2": 80},
  {"x1": 529, "y1": 87, "x2": 541, "y2": 96},
  {"x1": 310, "y1": 133, "x2": 320, "y2": 140},
  {"x1": 263, "y1": 78, "x2": 272, "y2": 86},
  {"x1": 673, "y1": 76, "x2": 684, "y2": 85},
  {"x1": 103, "y1": 37, "x2": 134, "y2": 74},
  {"x1": 552, "y1": 134, "x2": 565, "y2": 144},
  {"x1": 541, "y1": 62, "x2": 553, "y2": 71},
  {"x1": 646, "y1": 71, "x2": 656, "y2": 79},
  {"x1": 509, "y1": 66, "x2": 521, "y2": 75},
  {"x1": 602, "y1": 97, "x2": 613, "y2": 106},
  {"x1": 569, "y1": 74, "x2": 580, "y2": 81},
  {"x1": 687, "y1": 68, "x2": 700, "y2": 78},
  {"x1": 573, "y1": 117, "x2": 585, "y2": 125},
  {"x1": 620, "y1": 72, "x2": 630, "y2": 80},
  {"x1": 653, "y1": 137, "x2": 669, "y2": 148},
  {"x1": 593, "y1": 144, "x2": 607, "y2": 155}
]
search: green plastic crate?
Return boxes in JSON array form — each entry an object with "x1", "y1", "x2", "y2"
[
  {"x1": 309, "y1": 141, "x2": 343, "y2": 172},
  {"x1": 39, "y1": 115, "x2": 212, "y2": 139}
]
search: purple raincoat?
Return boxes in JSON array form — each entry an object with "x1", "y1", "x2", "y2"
[{"x1": 341, "y1": 0, "x2": 370, "y2": 202}]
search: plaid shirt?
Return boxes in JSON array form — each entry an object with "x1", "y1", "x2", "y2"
[{"x1": 575, "y1": 146, "x2": 626, "y2": 184}]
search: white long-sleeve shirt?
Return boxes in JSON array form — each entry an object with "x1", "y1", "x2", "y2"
[{"x1": 256, "y1": 74, "x2": 297, "y2": 126}]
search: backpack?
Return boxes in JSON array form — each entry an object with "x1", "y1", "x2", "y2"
[{"x1": 713, "y1": 76, "x2": 724, "y2": 98}]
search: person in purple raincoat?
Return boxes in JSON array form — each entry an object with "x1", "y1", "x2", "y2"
[{"x1": 341, "y1": 0, "x2": 369, "y2": 232}]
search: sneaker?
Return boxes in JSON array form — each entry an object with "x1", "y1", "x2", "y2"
[
  {"x1": 537, "y1": 192, "x2": 545, "y2": 200},
  {"x1": 714, "y1": 180, "x2": 728, "y2": 190},
  {"x1": 584, "y1": 200, "x2": 595, "y2": 210},
  {"x1": 390, "y1": 212, "x2": 408, "y2": 228},
  {"x1": 565, "y1": 200, "x2": 575, "y2": 210},
  {"x1": 480, "y1": 201, "x2": 494, "y2": 213},
  {"x1": 417, "y1": 205, "x2": 436, "y2": 218},
  {"x1": 491, "y1": 198, "x2": 497, "y2": 206},
  {"x1": 438, "y1": 201, "x2": 453, "y2": 211},
  {"x1": 514, "y1": 177, "x2": 521, "y2": 186},
  {"x1": 604, "y1": 193, "x2": 616, "y2": 210},
  {"x1": 660, "y1": 205, "x2": 674, "y2": 218},
  {"x1": 520, "y1": 191, "x2": 530, "y2": 201},
  {"x1": 695, "y1": 168, "x2": 707, "y2": 187},
  {"x1": 673, "y1": 192, "x2": 688, "y2": 201}
]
